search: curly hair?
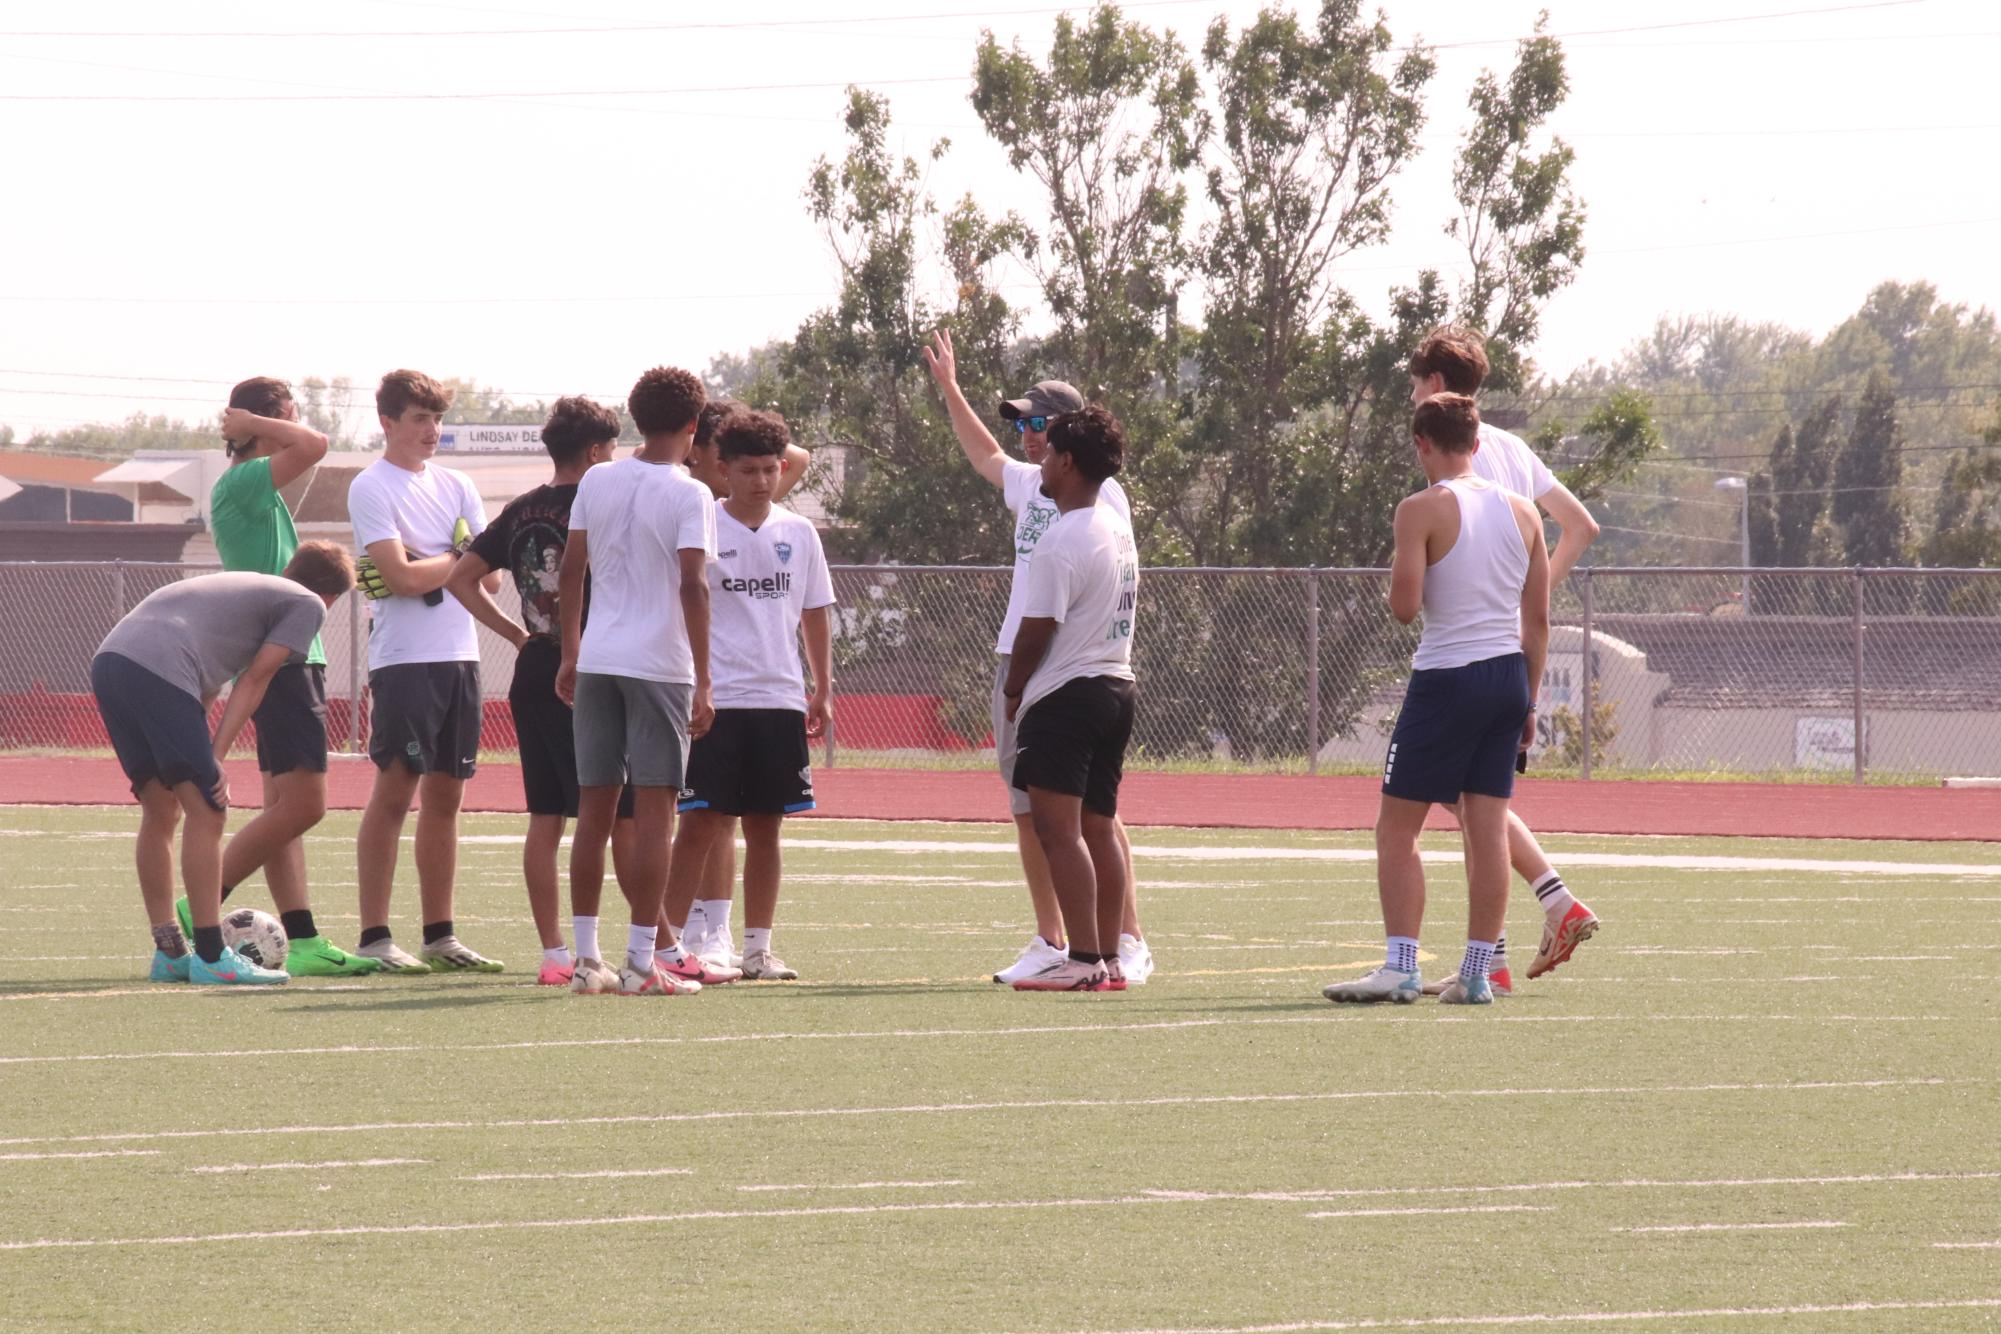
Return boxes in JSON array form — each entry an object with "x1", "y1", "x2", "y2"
[
  {"x1": 540, "y1": 396, "x2": 621, "y2": 465},
  {"x1": 1412, "y1": 392, "x2": 1481, "y2": 453},
  {"x1": 1045, "y1": 405, "x2": 1125, "y2": 482},
  {"x1": 694, "y1": 399, "x2": 740, "y2": 449},
  {"x1": 716, "y1": 409, "x2": 790, "y2": 463},
  {"x1": 376, "y1": 369, "x2": 454, "y2": 419},
  {"x1": 1409, "y1": 327, "x2": 1489, "y2": 395},
  {"x1": 627, "y1": 366, "x2": 706, "y2": 438}
]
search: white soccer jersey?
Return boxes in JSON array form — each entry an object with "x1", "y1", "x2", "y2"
[
  {"x1": 347, "y1": 458, "x2": 487, "y2": 669},
  {"x1": 571, "y1": 456, "x2": 717, "y2": 684},
  {"x1": 707, "y1": 502, "x2": 836, "y2": 711},
  {"x1": 1469, "y1": 421, "x2": 1558, "y2": 502},
  {"x1": 995, "y1": 459, "x2": 1130, "y2": 655},
  {"x1": 1016, "y1": 504, "x2": 1139, "y2": 712}
]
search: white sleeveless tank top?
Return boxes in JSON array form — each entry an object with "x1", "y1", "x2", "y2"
[{"x1": 1412, "y1": 476, "x2": 1530, "y2": 671}]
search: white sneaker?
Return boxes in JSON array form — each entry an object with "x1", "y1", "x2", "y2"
[
  {"x1": 1011, "y1": 956, "x2": 1110, "y2": 992},
  {"x1": 1117, "y1": 933, "x2": 1154, "y2": 985},
  {"x1": 740, "y1": 948, "x2": 798, "y2": 981},
  {"x1": 620, "y1": 962, "x2": 701, "y2": 996},
  {"x1": 355, "y1": 938, "x2": 430, "y2": 973},
  {"x1": 569, "y1": 956, "x2": 620, "y2": 995},
  {"x1": 1322, "y1": 966, "x2": 1423, "y2": 1004},
  {"x1": 993, "y1": 935, "x2": 1066, "y2": 985}
]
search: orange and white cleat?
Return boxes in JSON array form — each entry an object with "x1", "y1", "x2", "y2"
[
  {"x1": 1528, "y1": 902, "x2": 1600, "y2": 979},
  {"x1": 619, "y1": 962, "x2": 701, "y2": 996}
]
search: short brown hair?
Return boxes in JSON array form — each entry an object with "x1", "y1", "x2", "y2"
[
  {"x1": 283, "y1": 540, "x2": 356, "y2": 599},
  {"x1": 225, "y1": 376, "x2": 294, "y2": 459},
  {"x1": 627, "y1": 367, "x2": 706, "y2": 438},
  {"x1": 376, "y1": 369, "x2": 454, "y2": 420},
  {"x1": 1412, "y1": 392, "x2": 1480, "y2": 453},
  {"x1": 541, "y1": 396, "x2": 621, "y2": 465},
  {"x1": 694, "y1": 399, "x2": 740, "y2": 449},
  {"x1": 716, "y1": 409, "x2": 790, "y2": 463},
  {"x1": 1047, "y1": 405, "x2": 1125, "y2": 482},
  {"x1": 1409, "y1": 327, "x2": 1489, "y2": 395}
]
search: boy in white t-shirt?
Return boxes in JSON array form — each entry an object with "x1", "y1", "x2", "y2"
[
  {"x1": 922, "y1": 328, "x2": 1153, "y2": 988},
  {"x1": 1001, "y1": 406, "x2": 1141, "y2": 992},
  {"x1": 346, "y1": 369, "x2": 504, "y2": 973},
  {"x1": 1406, "y1": 327, "x2": 1602, "y2": 990},
  {"x1": 658, "y1": 409, "x2": 834, "y2": 982},
  {"x1": 556, "y1": 366, "x2": 725, "y2": 997}
]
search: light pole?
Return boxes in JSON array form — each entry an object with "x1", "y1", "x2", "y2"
[{"x1": 1714, "y1": 475, "x2": 1750, "y2": 613}]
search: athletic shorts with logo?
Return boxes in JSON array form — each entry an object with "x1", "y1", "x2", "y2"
[
  {"x1": 251, "y1": 661, "x2": 328, "y2": 776},
  {"x1": 1381, "y1": 651, "x2": 1529, "y2": 805},
  {"x1": 1011, "y1": 675, "x2": 1137, "y2": 818},
  {"x1": 572, "y1": 672, "x2": 691, "y2": 789},
  {"x1": 90, "y1": 651, "x2": 226, "y2": 811},
  {"x1": 991, "y1": 655, "x2": 1032, "y2": 818},
  {"x1": 368, "y1": 661, "x2": 481, "y2": 779},
  {"x1": 511, "y1": 639, "x2": 634, "y2": 818},
  {"x1": 678, "y1": 707, "x2": 814, "y2": 816}
]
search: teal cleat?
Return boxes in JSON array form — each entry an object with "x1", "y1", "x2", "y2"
[
  {"x1": 149, "y1": 949, "x2": 192, "y2": 983},
  {"x1": 188, "y1": 945, "x2": 289, "y2": 986},
  {"x1": 1438, "y1": 972, "x2": 1495, "y2": 1005},
  {"x1": 1323, "y1": 966, "x2": 1423, "y2": 1004}
]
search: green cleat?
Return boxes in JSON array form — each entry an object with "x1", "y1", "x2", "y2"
[
  {"x1": 286, "y1": 935, "x2": 384, "y2": 977},
  {"x1": 149, "y1": 949, "x2": 192, "y2": 983}
]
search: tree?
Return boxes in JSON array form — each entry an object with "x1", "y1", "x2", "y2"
[
  {"x1": 1832, "y1": 372, "x2": 1907, "y2": 566},
  {"x1": 1746, "y1": 394, "x2": 1840, "y2": 567},
  {"x1": 19, "y1": 414, "x2": 216, "y2": 459},
  {"x1": 296, "y1": 376, "x2": 360, "y2": 448},
  {"x1": 1923, "y1": 401, "x2": 2001, "y2": 569}
]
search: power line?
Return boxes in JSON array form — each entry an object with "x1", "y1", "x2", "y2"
[
  {"x1": 0, "y1": 75, "x2": 965, "y2": 102},
  {"x1": 1599, "y1": 523, "x2": 1744, "y2": 545}
]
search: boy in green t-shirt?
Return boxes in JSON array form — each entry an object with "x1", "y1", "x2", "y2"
[{"x1": 191, "y1": 376, "x2": 381, "y2": 976}]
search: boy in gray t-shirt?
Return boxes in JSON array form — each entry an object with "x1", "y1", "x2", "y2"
[{"x1": 90, "y1": 543, "x2": 355, "y2": 986}]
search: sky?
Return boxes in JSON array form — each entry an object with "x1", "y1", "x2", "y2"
[{"x1": 1, "y1": 0, "x2": 1996, "y2": 440}]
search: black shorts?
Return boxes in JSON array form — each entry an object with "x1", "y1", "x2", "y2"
[
  {"x1": 1382, "y1": 652, "x2": 1530, "y2": 805},
  {"x1": 252, "y1": 662, "x2": 328, "y2": 777},
  {"x1": 368, "y1": 661, "x2": 481, "y2": 779},
  {"x1": 511, "y1": 639, "x2": 634, "y2": 819},
  {"x1": 91, "y1": 652, "x2": 225, "y2": 811},
  {"x1": 678, "y1": 708, "x2": 814, "y2": 817},
  {"x1": 1011, "y1": 675, "x2": 1136, "y2": 818}
]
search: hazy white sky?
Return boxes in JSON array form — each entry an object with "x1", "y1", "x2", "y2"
[{"x1": 2, "y1": 0, "x2": 1995, "y2": 438}]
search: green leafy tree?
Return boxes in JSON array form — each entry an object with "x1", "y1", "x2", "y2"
[
  {"x1": 295, "y1": 376, "x2": 360, "y2": 447},
  {"x1": 1746, "y1": 394, "x2": 1840, "y2": 567},
  {"x1": 1832, "y1": 372, "x2": 1907, "y2": 566},
  {"x1": 1923, "y1": 401, "x2": 2001, "y2": 569}
]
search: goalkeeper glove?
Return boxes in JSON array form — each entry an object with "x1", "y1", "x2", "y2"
[
  {"x1": 355, "y1": 555, "x2": 392, "y2": 600},
  {"x1": 424, "y1": 519, "x2": 475, "y2": 606}
]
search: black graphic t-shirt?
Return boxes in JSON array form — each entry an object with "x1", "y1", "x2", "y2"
[{"x1": 468, "y1": 483, "x2": 584, "y2": 644}]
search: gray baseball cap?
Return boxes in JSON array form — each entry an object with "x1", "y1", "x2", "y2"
[{"x1": 998, "y1": 380, "x2": 1085, "y2": 421}]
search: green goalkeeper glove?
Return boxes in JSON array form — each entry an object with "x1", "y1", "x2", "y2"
[
  {"x1": 423, "y1": 519, "x2": 475, "y2": 606},
  {"x1": 355, "y1": 555, "x2": 392, "y2": 600}
]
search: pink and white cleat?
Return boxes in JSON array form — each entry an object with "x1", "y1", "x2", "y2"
[
  {"x1": 620, "y1": 962, "x2": 701, "y2": 996},
  {"x1": 537, "y1": 958, "x2": 575, "y2": 987},
  {"x1": 659, "y1": 951, "x2": 742, "y2": 986}
]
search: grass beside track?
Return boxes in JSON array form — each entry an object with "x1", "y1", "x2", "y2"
[{"x1": 1, "y1": 807, "x2": 1998, "y2": 1333}]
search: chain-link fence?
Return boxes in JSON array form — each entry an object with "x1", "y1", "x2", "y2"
[{"x1": 5, "y1": 561, "x2": 1999, "y2": 782}]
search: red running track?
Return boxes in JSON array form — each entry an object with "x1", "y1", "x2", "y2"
[{"x1": 2, "y1": 756, "x2": 1996, "y2": 841}]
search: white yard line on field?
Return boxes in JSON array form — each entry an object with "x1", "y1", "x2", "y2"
[
  {"x1": 0, "y1": 1149, "x2": 160, "y2": 1163},
  {"x1": 1137, "y1": 1170, "x2": 2001, "y2": 1204},
  {"x1": 463, "y1": 1168, "x2": 694, "y2": 1181},
  {"x1": 0, "y1": 1077, "x2": 1969, "y2": 1151},
  {"x1": 1611, "y1": 1220, "x2": 1849, "y2": 1234},
  {"x1": 736, "y1": 1179, "x2": 968, "y2": 1192},
  {"x1": 1005, "y1": 1297, "x2": 2001, "y2": 1333},
  {"x1": 189, "y1": 1158, "x2": 426, "y2": 1174}
]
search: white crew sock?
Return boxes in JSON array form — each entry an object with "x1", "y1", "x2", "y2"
[
  {"x1": 1460, "y1": 939, "x2": 1496, "y2": 985},
  {"x1": 1491, "y1": 932, "x2": 1509, "y2": 975},
  {"x1": 542, "y1": 944, "x2": 571, "y2": 967},
  {"x1": 626, "y1": 924, "x2": 658, "y2": 973},
  {"x1": 573, "y1": 916, "x2": 600, "y2": 963},
  {"x1": 681, "y1": 901, "x2": 707, "y2": 949},
  {"x1": 1386, "y1": 936, "x2": 1419, "y2": 973},
  {"x1": 656, "y1": 924, "x2": 689, "y2": 967},
  {"x1": 1532, "y1": 871, "x2": 1577, "y2": 920},
  {"x1": 697, "y1": 899, "x2": 734, "y2": 944},
  {"x1": 743, "y1": 927, "x2": 772, "y2": 957}
]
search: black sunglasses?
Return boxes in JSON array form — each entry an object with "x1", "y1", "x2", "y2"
[{"x1": 1012, "y1": 415, "x2": 1050, "y2": 434}]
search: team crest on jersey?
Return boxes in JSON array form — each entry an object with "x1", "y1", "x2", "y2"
[{"x1": 774, "y1": 541, "x2": 793, "y2": 565}]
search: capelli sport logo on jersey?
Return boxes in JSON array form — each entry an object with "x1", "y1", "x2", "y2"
[{"x1": 721, "y1": 572, "x2": 793, "y2": 599}]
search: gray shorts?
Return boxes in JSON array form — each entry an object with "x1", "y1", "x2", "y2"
[
  {"x1": 992, "y1": 655, "x2": 1031, "y2": 818},
  {"x1": 572, "y1": 672, "x2": 692, "y2": 789}
]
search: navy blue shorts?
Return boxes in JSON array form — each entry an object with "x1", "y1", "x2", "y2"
[
  {"x1": 1381, "y1": 653, "x2": 1530, "y2": 805},
  {"x1": 91, "y1": 652, "x2": 226, "y2": 810}
]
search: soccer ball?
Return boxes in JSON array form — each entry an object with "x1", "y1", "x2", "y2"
[{"x1": 222, "y1": 908, "x2": 289, "y2": 970}]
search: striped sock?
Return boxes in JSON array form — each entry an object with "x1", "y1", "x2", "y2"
[
  {"x1": 1532, "y1": 871, "x2": 1577, "y2": 919},
  {"x1": 1491, "y1": 932, "x2": 1509, "y2": 975},
  {"x1": 1461, "y1": 940, "x2": 1496, "y2": 985}
]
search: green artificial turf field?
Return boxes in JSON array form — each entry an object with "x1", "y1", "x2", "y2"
[{"x1": 1, "y1": 806, "x2": 1998, "y2": 1332}]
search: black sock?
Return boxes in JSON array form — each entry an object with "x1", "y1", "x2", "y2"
[
  {"x1": 281, "y1": 909, "x2": 317, "y2": 941},
  {"x1": 358, "y1": 925, "x2": 392, "y2": 949},
  {"x1": 1068, "y1": 948, "x2": 1101, "y2": 965},
  {"x1": 422, "y1": 920, "x2": 454, "y2": 945},
  {"x1": 193, "y1": 925, "x2": 225, "y2": 965},
  {"x1": 220, "y1": 882, "x2": 237, "y2": 903},
  {"x1": 151, "y1": 922, "x2": 188, "y2": 959}
]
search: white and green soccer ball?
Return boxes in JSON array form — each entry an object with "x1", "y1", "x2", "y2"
[{"x1": 222, "y1": 907, "x2": 289, "y2": 970}]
